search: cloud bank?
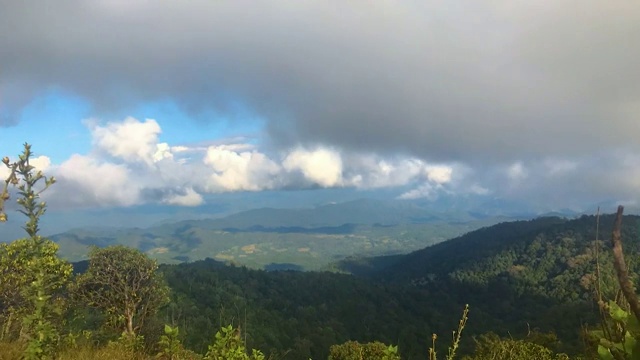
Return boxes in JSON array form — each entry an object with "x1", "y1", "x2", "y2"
[
  {"x1": 1, "y1": 1, "x2": 639, "y2": 164},
  {"x1": 39, "y1": 117, "x2": 458, "y2": 208},
  {"x1": 1, "y1": 1, "x2": 639, "y2": 209}
]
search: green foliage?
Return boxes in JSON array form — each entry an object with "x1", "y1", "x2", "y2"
[
  {"x1": 203, "y1": 325, "x2": 264, "y2": 360},
  {"x1": 156, "y1": 325, "x2": 201, "y2": 360},
  {"x1": 328, "y1": 340, "x2": 400, "y2": 360},
  {"x1": 60, "y1": 329, "x2": 94, "y2": 350},
  {"x1": 157, "y1": 325, "x2": 182, "y2": 359},
  {"x1": 0, "y1": 144, "x2": 71, "y2": 359},
  {"x1": 108, "y1": 331, "x2": 146, "y2": 354},
  {"x1": 462, "y1": 332, "x2": 574, "y2": 360},
  {"x1": 590, "y1": 300, "x2": 640, "y2": 359},
  {"x1": 72, "y1": 245, "x2": 170, "y2": 336},
  {"x1": 0, "y1": 238, "x2": 72, "y2": 339},
  {"x1": 21, "y1": 275, "x2": 62, "y2": 359},
  {"x1": 0, "y1": 143, "x2": 56, "y2": 236}
]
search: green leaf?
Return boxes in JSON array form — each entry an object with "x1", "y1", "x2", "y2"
[
  {"x1": 629, "y1": 315, "x2": 640, "y2": 335},
  {"x1": 625, "y1": 331, "x2": 637, "y2": 354},
  {"x1": 598, "y1": 344, "x2": 615, "y2": 360},
  {"x1": 632, "y1": 334, "x2": 640, "y2": 359},
  {"x1": 610, "y1": 301, "x2": 630, "y2": 323}
]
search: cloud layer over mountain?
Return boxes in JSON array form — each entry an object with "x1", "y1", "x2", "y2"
[
  {"x1": 1, "y1": 1, "x2": 639, "y2": 209},
  {"x1": 35, "y1": 118, "x2": 458, "y2": 208}
]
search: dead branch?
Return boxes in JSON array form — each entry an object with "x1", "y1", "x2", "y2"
[{"x1": 610, "y1": 205, "x2": 640, "y2": 322}]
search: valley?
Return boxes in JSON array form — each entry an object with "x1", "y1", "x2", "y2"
[{"x1": 51, "y1": 199, "x2": 519, "y2": 270}]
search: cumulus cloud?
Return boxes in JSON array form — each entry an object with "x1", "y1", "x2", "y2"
[
  {"x1": 161, "y1": 187, "x2": 203, "y2": 207},
  {"x1": 49, "y1": 154, "x2": 138, "y2": 208},
  {"x1": 204, "y1": 145, "x2": 281, "y2": 191},
  {"x1": 42, "y1": 118, "x2": 197, "y2": 208},
  {"x1": 397, "y1": 165, "x2": 457, "y2": 200},
  {"x1": 283, "y1": 148, "x2": 343, "y2": 187},
  {"x1": 425, "y1": 166, "x2": 453, "y2": 185},
  {"x1": 342, "y1": 156, "x2": 423, "y2": 189},
  {"x1": 91, "y1": 117, "x2": 165, "y2": 165},
  {"x1": 31, "y1": 117, "x2": 478, "y2": 208}
]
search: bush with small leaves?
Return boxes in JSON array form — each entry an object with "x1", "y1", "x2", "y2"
[
  {"x1": 157, "y1": 325, "x2": 202, "y2": 360},
  {"x1": 462, "y1": 333, "x2": 574, "y2": 360},
  {"x1": 204, "y1": 325, "x2": 264, "y2": 360},
  {"x1": 328, "y1": 340, "x2": 400, "y2": 360}
]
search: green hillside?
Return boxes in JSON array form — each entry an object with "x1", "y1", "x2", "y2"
[{"x1": 154, "y1": 213, "x2": 639, "y2": 359}]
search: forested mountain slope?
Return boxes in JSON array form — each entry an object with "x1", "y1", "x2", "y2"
[{"x1": 157, "y1": 214, "x2": 640, "y2": 359}]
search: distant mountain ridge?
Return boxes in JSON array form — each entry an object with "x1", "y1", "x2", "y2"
[
  {"x1": 165, "y1": 198, "x2": 492, "y2": 230},
  {"x1": 51, "y1": 198, "x2": 522, "y2": 269}
]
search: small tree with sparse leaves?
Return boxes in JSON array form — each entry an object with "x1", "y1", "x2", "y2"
[
  {"x1": 0, "y1": 143, "x2": 72, "y2": 359},
  {"x1": 72, "y1": 245, "x2": 170, "y2": 338}
]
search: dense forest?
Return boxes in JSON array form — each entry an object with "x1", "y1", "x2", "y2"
[
  {"x1": 156, "y1": 213, "x2": 640, "y2": 359},
  {"x1": 3, "y1": 145, "x2": 640, "y2": 360}
]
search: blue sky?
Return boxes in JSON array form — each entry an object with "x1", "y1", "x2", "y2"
[
  {"x1": 1, "y1": 1, "x2": 639, "y2": 235},
  {"x1": 1, "y1": 91, "x2": 265, "y2": 163}
]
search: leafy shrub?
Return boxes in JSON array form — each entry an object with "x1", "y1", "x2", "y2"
[
  {"x1": 462, "y1": 332, "x2": 573, "y2": 360},
  {"x1": 328, "y1": 340, "x2": 400, "y2": 360},
  {"x1": 204, "y1": 325, "x2": 264, "y2": 360}
]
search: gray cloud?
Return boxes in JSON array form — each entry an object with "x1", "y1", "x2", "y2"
[{"x1": 1, "y1": 1, "x2": 639, "y2": 201}]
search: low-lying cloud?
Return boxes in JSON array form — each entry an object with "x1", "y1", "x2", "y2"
[
  {"x1": 4, "y1": 116, "x2": 640, "y2": 211},
  {"x1": 36, "y1": 117, "x2": 458, "y2": 208}
]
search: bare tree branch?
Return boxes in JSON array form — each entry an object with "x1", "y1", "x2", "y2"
[{"x1": 610, "y1": 205, "x2": 640, "y2": 322}]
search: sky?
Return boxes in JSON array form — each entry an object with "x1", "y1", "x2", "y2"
[{"x1": 1, "y1": 1, "x2": 640, "y2": 234}]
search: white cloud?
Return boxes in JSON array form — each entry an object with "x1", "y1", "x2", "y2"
[
  {"x1": 162, "y1": 187, "x2": 204, "y2": 206},
  {"x1": 425, "y1": 165, "x2": 453, "y2": 184},
  {"x1": 92, "y1": 117, "x2": 164, "y2": 166},
  {"x1": 343, "y1": 156, "x2": 424, "y2": 188},
  {"x1": 24, "y1": 115, "x2": 640, "y2": 212},
  {"x1": 204, "y1": 145, "x2": 281, "y2": 191},
  {"x1": 507, "y1": 162, "x2": 527, "y2": 180},
  {"x1": 153, "y1": 143, "x2": 173, "y2": 162},
  {"x1": 399, "y1": 183, "x2": 438, "y2": 200},
  {"x1": 41, "y1": 117, "x2": 202, "y2": 208},
  {"x1": 283, "y1": 148, "x2": 343, "y2": 187},
  {"x1": 0, "y1": 165, "x2": 8, "y2": 180},
  {"x1": 50, "y1": 154, "x2": 138, "y2": 207}
]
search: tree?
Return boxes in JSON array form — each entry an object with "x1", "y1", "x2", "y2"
[
  {"x1": 72, "y1": 245, "x2": 170, "y2": 337},
  {"x1": 0, "y1": 143, "x2": 72, "y2": 359}
]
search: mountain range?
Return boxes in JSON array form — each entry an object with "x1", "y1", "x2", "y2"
[{"x1": 51, "y1": 198, "x2": 531, "y2": 270}]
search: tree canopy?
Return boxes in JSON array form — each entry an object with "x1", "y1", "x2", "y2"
[{"x1": 72, "y1": 245, "x2": 169, "y2": 336}]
